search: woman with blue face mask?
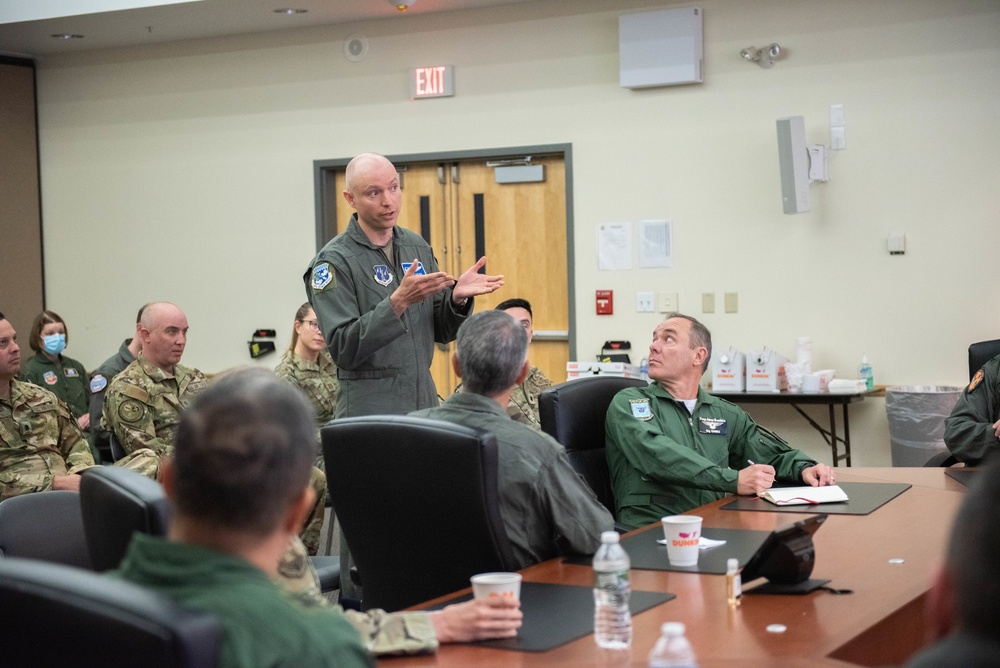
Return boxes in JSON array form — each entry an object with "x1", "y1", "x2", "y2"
[{"x1": 20, "y1": 310, "x2": 98, "y2": 460}]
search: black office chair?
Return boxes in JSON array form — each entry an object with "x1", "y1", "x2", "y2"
[
  {"x1": 0, "y1": 557, "x2": 221, "y2": 668},
  {"x1": 109, "y1": 432, "x2": 128, "y2": 462},
  {"x1": 0, "y1": 490, "x2": 93, "y2": 569},
  {"x1": 80, "y1": 467, "x2": 341, "y2": 591},
  {"x1": 968, "y1": 339, "x2": 1000, "y2": 381},
  {"x1": 539, "y1": 376, "x2": 648, "y2": 526},
  {"x1": 80, "y1": 466, "x2": 172, "y2": 572},
  {"x1": 321, "y1": 415, "x2": 519, "y2": 612}
]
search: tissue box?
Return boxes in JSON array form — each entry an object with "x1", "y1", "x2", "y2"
[
  {"x1": 746, "y1": 348, "x2": 789, "y2": 392},
  {"x1": 711, "y1": 348, "x2": 745, "y2": 392},
  {"x1": 566, "y1": 361, "x2": 642, "y2": 380}
]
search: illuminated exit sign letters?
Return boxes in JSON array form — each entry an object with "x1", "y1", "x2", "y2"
[{"x1": 409, "y1": 65, "x2": 454, "y2": 99}]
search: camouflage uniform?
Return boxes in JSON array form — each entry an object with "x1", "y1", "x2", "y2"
[
  {"x1": 275, "y1": 349, "x2": 339, "y2": 467},
  {"x1": 278, "y1": 535, "x2": 437, "y2": 655},
  {"x1": 0, "y1": 380, "x2": 157, "y2": 500},
  {"x1": 21, "y1": 350, "x2": 99, "y2": 461},
  {"x1": 454, "y1": 365, "x2": 553, "y2": 431},
  {"x1": 104, "y1": 354, "x2": 327, "y2": 554},
  {"x1": 102, "y1": 354, "x2": 210, "y2": 457}
]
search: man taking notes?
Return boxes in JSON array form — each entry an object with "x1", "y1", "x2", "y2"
[{"x1": 606, "y1": 313, "x2": 835, "y2": 527}]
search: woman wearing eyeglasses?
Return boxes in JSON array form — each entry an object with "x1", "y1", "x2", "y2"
[{"x1": 274, "y1": 303, "x2": 339, "y2": 441}]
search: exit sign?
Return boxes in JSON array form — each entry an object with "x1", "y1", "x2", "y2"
[{"x1": 409, "y1": 65, "x2": 454, "y2": 99}]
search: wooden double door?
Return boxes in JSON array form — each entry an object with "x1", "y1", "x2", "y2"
[{"x1": 328, "y1": 154, "x2": 569, "y2": 396}]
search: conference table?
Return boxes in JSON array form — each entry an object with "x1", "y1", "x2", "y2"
[{"x1": 391, "y1": 468, "x2": 969, "y2": 667}]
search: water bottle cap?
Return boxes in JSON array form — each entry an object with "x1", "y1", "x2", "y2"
[
  {"x1": 600, "y1": 531, "x2": 620, "y2": 544},
  {"x1": 661, "y1": 622, "x2": 686, "y2": 636},
  {"x1": 727, "y1": 558, "x2": 739, "y2": 570}
]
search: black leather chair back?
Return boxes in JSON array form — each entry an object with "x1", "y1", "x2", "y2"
[
  {"x1": 0, "y1": 557, "x2": 221, "y2": 668},
  {"x1": 539, "y1": 376, "x2": 648, "y2": 521},
  {"x1": 969, "y1": 339, "x2": 1000, "y2": 381},
  {"x1": 321, "y1": 415, "x2": 518, "y2": 612},
  {"x1": 0, "y1": 490, "x2": 93, "y2": 569},
  {"x1": 80, "y1": 466, "x2": 171, "y2": 572}
]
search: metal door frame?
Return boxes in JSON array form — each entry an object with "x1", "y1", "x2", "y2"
[{"x1": 313, "y1": 144, "x2": 576, "y2": 359}]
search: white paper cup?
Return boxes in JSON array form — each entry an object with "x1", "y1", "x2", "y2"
[
  {"x1": 802, "y1": 374, "x2": 821, "y2": 393},
  {"x1": 470, "y1": 572, "x2": 522, "y2": 601},
  {"x1": 661, "y1": 515, "x2": 703, "y2": 566}
]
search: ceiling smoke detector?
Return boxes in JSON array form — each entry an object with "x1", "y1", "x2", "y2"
[{"x1": 388, "y1": 0, "x2": 416, "y2": 10}]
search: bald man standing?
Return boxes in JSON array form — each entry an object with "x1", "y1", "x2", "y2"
[{"x1": 305, "y1": 153, "x2": 504, "y2": 419}]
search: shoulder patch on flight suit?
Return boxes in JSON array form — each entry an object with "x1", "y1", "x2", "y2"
[
  {"x1": 968, "y1": 369, "x2": 984, "y2": 393},
  {"x1": 43, "y1": 371, "x2": 58, "y2": 385},
  {"x1": 311, "y1": 262, "x2": 335, "y2": 291},
  {"x1": 373, "y1": 265, "x2": 393, "y2": 286},
  {"x1": 629, "y1": 399, "x2": 653, "y2": 421},
  {"x1": 118, "y1": 399, "x2": 145, "y2": 423},
  {"x1": 90, "y1": 374, "x2": 108, "y2": 394}
]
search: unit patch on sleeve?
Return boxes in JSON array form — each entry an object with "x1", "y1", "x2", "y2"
[
  {"x1": 968, "y1": 369, "x2": 984, "y2": 393},
  {"x1": 629, "y1": 399, "x2": 653, "y2": 421},
  {"x1": 118, "y1": 399, "x2": 145, "y2": 423},
  {"x1": 89, "y1": 374, "x2": 108, "y2": 394},
  {"x1": 311, "y1": 263, "x2": 335, "y2": 292}
]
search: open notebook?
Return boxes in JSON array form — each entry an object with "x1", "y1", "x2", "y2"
[{"x1": 759, "y1": 485, "x2": 849, "y2": 506}]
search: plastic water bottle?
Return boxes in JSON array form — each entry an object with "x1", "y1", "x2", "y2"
[
  {"x1": 640, "y1": 356, "x2": 649, "y2": 378},
  {"x1": 593, "y1": 530, "x2": 632, "y2": 649},
  {"x1": 648, "y1": 622, "x2": 698, "y2": 667},
  {"x1": 859, "y1": 354, "x2": 874, "y2": 391}
]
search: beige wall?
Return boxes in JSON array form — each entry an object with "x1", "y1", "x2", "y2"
[{"x1": 33, "y1": 0, "x2": 1000, "y2": 466}]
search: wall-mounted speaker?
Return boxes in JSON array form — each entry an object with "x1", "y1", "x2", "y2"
[{"x1": 776, "y1": 115, "x2": 811, "y2": 214}]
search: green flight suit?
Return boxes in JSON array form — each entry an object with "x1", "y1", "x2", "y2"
[
  {"x1": 88, "y1": 339, "x2": 135, "y2": 448},
  {"x1": 113, "y1": 534, "x2": 373, "y2": 668},
  {"x1": 606, "y1": 383, "x2": 816, "y2": 527},
  {"x1": 305, "y1": 215, "x2": 470, "y2": 419},
  {"x1": 413, "y1": 392, "x2": 614, "y2": 569},
  {"x1": 21, "y1": 350, "x2": 97, "y2": 461},
  {"x1": 944, "y1": 353, "x2": 1000, "y2": 465}
]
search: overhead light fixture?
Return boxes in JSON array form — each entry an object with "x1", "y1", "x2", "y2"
[
  {"x1": 740, "y1": 43, "x2": 783, "y2": 69},
  {"x1": 274, "y1": 8, "x2": 307, "y2": 14},
  {"x1": 388, "y1": 0, "x2": 416, "y2": 11},
  {"x1": 51, "y1": 33, "x2": 84, "y2": 40}
]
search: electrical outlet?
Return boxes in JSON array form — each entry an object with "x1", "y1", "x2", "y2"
[
  {"x1": 702, "y1": 293, "x2": 715, "y2": 314},
  {"x1": 724, "y1": 292, "x2": 739, "y2": 313},
  {"x1": 636, "y1": 291, "x2": 655, "y2": 313},
  {"x1": 658, "y1": 292, "x2": 678, "y2": 313}
]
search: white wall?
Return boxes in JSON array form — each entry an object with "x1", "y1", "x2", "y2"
[{"x1": 30, "y1": 0, "x2": 1000, "y2": 466}]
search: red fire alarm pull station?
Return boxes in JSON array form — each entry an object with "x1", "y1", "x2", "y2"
[{"x1": 596, "y1": 290, "x2": 613, "y2": 315}]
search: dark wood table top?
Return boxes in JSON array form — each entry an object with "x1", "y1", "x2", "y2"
[{"x1": 384, "y1": 468, "x2": 966, "y2": 667}]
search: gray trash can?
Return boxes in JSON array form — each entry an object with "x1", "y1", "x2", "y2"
[{"x1": 885, "y1": 386, "x2": 962, "y2": 467}]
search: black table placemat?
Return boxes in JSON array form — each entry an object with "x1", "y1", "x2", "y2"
[
  {"x1": 720, "y1": 481, "x2": 910, "y2": 516},
  {"x1": 945, "y1": 468, "x2": 978, "y2": 487},
  {"x1": 564, "y1": 527, "x2": 771, "y2": 574},
  {"x1": 427, "y1": 582, "x2": 675, "y2": 652}
]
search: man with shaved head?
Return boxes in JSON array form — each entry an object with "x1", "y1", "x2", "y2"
[
  {"x1": 103, "y1": 302, "x2": 208, "y2": 456},
  {"x1": 305, "y1": 152, "x2": 505, "y2": 418},
  {"x1": 103, "y1": 301, "x2": 328, "y2": 554}
]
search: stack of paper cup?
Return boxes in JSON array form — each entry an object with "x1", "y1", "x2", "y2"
[{"x1": 795, "y1": 337, "x2": 812, "y2": 374}]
